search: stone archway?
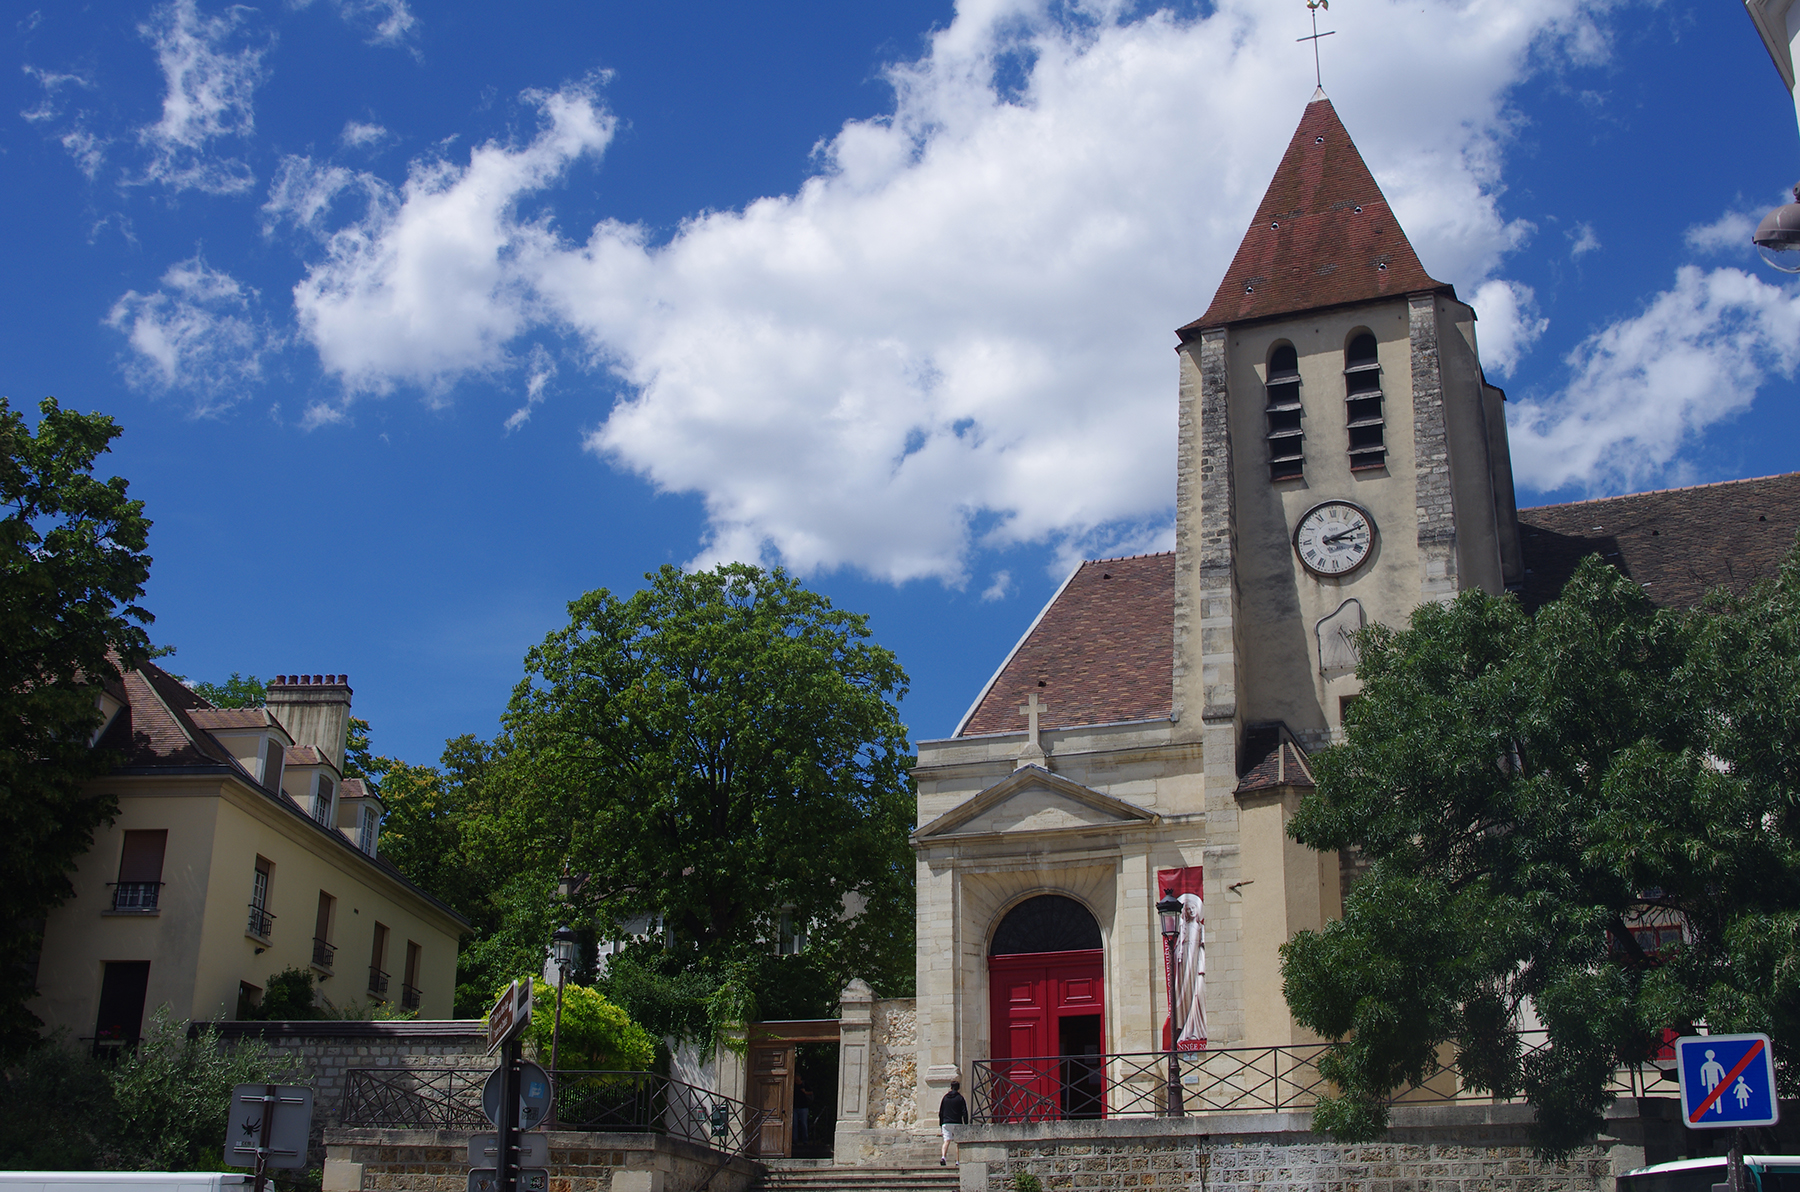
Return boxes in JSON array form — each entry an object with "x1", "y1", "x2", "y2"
[{"x1": 987, "y1": 895, "x2": 1105, "y2": 1120}]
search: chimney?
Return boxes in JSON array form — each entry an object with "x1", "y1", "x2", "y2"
[{"x1": 266, "y1": 674, "x2": 353, "y2": 770}]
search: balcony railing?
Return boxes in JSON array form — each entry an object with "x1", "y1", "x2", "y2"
[
  {"x1": 368, "y1": 967, "x2": 389, "y2": 997},
  {"x1": 246, "y1": 903, "x2": 275, "y2": 938},
  {"x1": 970, "y1": 1032, "x2": 1661, "y2": 1123},
  {"x1": 342, "y1": 1068, "x2": 770, "y2": 1155},
  {"x1": 401, "y1": 983, "x2": 422, "y2": 1011},
  {"x1": 312, "y1": 937, "x2": 336, "y2": 970},
  {"x1": 109, "y1": 881, "x2": 163, "y2": 911}
]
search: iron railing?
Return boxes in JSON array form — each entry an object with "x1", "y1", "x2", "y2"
[
  {"x1": 110, "y1": 881, "x2": 163, "y2": 910},
  {"x1": 971, "y1": 1033, "x2": 1662, "y2": 1123},
  {"x1": 368, "y1": 967, "x2": 389, "y2": 997},
  {"x1": 246, "y1": 903, "x2": 274, "y2": 938},
  {"x1": 312, "y1": 937, "x2": 336, "y2": 969},
  {"x1": 401, "y1": 984, "x2": 422, "y2": 1011},
  {"x1": 341, "y1": 1068, "x2": 769, "y2": 1155}
]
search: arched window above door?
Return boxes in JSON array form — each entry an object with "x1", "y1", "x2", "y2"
[{"x1": 990, "y1": 894, "x2": 1102, "y2": 956}]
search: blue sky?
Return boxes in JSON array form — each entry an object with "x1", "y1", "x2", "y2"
[{"x1": 5, "y1": 0, "x2": 1799, "y2": 767}]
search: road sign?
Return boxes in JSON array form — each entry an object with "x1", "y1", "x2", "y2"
[
  {"x1": 486, "y1": 978, "x2": 533, "y2": 1056},
  {"x1": 224, "y1": 1084, "x2": 314, "y2": 1171},
  {"x1": 468, "y1": 1170, "x2": 548, "y2": 1192},
  {"x1": 468, "y1": 1133, "x2": 548, "y2": 1167},
  {"x1": 482, "y1": 1061, "x2": 554, "y2": 1129},
  {"x1": 1676, "y1": 1033, "x2": 1780, "y2": 1128}
]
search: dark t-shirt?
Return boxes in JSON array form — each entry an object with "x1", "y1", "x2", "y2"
[{"x1": 938, "y1": 1090, "x2": 968, "y2": 1125}]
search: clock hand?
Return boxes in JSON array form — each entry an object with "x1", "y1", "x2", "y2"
[{"x1": 1323, "y1": 527, "x2": 1363, "y2": 544}]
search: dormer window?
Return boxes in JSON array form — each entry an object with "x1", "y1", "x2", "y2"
[
  {"x1": 1345, "y1": 332, "x2": 1386, "y2": 470},
  {"x1": 262, "y1": 738, "x2": 285, "y2": 792},
  {"x1": 358, "y1": 805, "x2": 379, "y2": 856},
  {"x1": 313, "y1": 776, "x2": 335, "y2": 827},
  {"x1": 1265, "y1": 344, "x2": 1304, "y2": 481}
]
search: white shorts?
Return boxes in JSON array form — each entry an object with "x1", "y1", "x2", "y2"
[{"x1": 941, "y1": 1125, "x2": 956, "y2": 1141}]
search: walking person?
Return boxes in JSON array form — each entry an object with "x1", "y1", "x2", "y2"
[{"x1": 939, "y1": 1080, "x2": 969, "y2": 1166}]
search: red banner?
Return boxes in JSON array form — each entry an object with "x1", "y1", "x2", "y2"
[{"x1": 1157, "y1": 866, "x2": 1207, "y2": 1051}]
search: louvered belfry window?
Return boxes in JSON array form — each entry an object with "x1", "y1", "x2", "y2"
[
  {"x1": 1345, "y1": 333, "x2": 1386, "y2": 469},
  {"x1": 1265, "y1": 344, "x2": 1304, "y2": 481}
]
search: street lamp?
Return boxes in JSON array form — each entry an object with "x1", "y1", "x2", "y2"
[
  {"x1": 550, "y1": 925, "x2": 579, "y2": 1076},
  {"x1": 1753, "y1": 185, "x2": 1800, "y2": 274},
  {"x1": 1155, "y1": 891, "x2": 1185, "y2": 1117}
]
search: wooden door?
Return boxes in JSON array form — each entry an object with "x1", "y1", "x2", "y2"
[
  {"x1": 988, "y1": 948, "x2": 1103, "y2": 1121},
  {"x1": 749, "y1": 1041, "x2": 793, "y2": 1157}
]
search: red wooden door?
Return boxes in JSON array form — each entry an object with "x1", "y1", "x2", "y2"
[{"x1": 989, "y1": 948, "x2": 1103, "y2": 1121}]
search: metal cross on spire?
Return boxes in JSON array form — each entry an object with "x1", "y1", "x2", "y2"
[{"x1": 1297, "y1": 0, "x2": 1336, "y2": 90}]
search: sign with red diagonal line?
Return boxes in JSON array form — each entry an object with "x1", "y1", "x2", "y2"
[{"x1": 1676, "y1": 1033, "x2": 1779, "y2": 1128}]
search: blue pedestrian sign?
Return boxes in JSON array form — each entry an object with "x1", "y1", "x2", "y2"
[{"x1": 1676, "y1": 1033, "x2": 1780, "y2": 1128}]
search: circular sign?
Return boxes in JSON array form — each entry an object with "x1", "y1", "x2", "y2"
[{"x1": 482, "y1": 1061, "x2": 555, "y2": 1129}]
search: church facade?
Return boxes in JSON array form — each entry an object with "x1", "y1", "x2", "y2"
[{"x1": 903, "y1": 90, "x2": 1800, "y2": 1128}]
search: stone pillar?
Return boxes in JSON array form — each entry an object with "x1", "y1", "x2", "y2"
[
  {"x1": 1409, "y1": 292, "x2": 1459, "y2": 603},
  {"x1": 834, "y1": 979, "x2": 874, "y2": 1165}
]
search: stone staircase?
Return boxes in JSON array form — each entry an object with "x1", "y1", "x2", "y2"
[{"x1": 756, "y1": 1159, "x2": 963, "y2": 1192}]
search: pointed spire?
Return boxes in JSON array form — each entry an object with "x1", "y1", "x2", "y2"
[{"x1": 1181, "y1": 96, "x2": 1450, "y2": 336}]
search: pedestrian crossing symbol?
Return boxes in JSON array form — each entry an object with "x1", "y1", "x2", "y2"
[{"x1": 1676, "y1": 1033, "x2": 1779, "y2": 1128}]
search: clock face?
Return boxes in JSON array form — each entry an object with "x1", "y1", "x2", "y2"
[{"x1": 1294, "y1": 501, "x2": 1375, "y2": 576}]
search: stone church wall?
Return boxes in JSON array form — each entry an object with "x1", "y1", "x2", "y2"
[
  {"x1": 956, "y1": 1099, "x2": 1684, "y2": 1192},
  {"x1": 868, "y1": 997, "x2": 918, "y2": 1130}
]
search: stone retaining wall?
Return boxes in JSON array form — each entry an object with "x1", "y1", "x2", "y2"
[
  {"x1": 205, "y1": 1019, "x2": 492, "y2": 1169},
  {"x1": 955, "y1": 1098, "x2": 1686, "y2": 1192},
  {"x1": 322, "y1": 1128, "x2": 761, "y2": 1192}
]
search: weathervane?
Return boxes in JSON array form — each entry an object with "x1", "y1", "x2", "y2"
[{"x1": 1297, "y1": 0, "x2": 1336, "y2": 90}]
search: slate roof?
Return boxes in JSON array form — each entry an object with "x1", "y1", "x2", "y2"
[
  {"x1": 284, "y1": 744, "x2": 332, "y2": 767},
  {"x1": 957, "y1": 553, "x2": 1174, "y2": 736},
  {"x1": 1181, "y1": 92, "x2": 1451, "y2": 336},
  {"x1": 190, "y1": 707, "x2": 280, "y2": 733},
  {"x1": 1517, "y1": 472, "x2": 1800, "y2": 611},
  {"x1": 1235, "y1": 730, "x2": 1316, "y2": 794}
]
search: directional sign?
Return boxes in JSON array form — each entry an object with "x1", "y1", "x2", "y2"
[
  {"x1": 468, "y1": 1133, "x2": 548, "y2": 1167},
  {"x1": 486, "y1": 978, "x2": 533, "y2": 1056},
  {"x1": 468, "y1": 1169, "x2": 548, "y2": 1192},
  {"x1": 223, "y1": 1084, "x2": 314, "y2": 1170},
  {"x1": 482, "y1": 1061, "x2": 554, "y2": 1129},
  {"x1": 1676, "y1": 1033, "x2": 1780, "y2": 1128}
]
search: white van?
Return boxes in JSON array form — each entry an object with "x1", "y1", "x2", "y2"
[
  {"x1": 0, "y1": 1175, "x2": 251, "y2": 1192},
  {"x1": 1616, "y1": 1155, "x2": 1800, "y2": 1191}
]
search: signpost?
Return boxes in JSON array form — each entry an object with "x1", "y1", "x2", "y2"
[
  {"x1": 1675, "y1": 1033, "x2": 1780, "y2": 1192},
  {"x1": 479, "y1": 979, "x2": 538, "y2": 1192},
  {"x1": 469, "y1": 1134, "x2": 548, "y2": 1167},
  {"x1": 482, "y1": 1061, "x2": 554, "y2": 1131},
  {"x1": 224, "y1": 1084, "x2": 314, "y2": 1192}
]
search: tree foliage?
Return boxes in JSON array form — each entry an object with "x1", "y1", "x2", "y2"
[
  {"x1": 0, "y1": 397, "x2": 153, "y2": 1055},
  {"x1": 1281, "y1": 547, "x2": 1800, "y2": 1154},
  {"x1": 190, "y1": 672, "x2": 266, "y2": 709},
  {"x1": 517, "y1": 979, "x2": 656, "y2": 1070}
]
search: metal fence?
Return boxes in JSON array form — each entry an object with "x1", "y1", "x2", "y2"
[
  {"x1": 342, "y1": 1068, "x2": 768, "y2": 1155},
  {"x1": 970, "y1": 1032, "x2": 1666, "y2": 1123}
]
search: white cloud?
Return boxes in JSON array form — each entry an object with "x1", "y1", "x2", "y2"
[
  {"x1": 106, "y1": 255, "x2": 284, "y2": 412},
  {"x1": 264, "y1": 155, "x2": 384, "y2": 237},
  {"x1": 341, "y1": 119, "x2": 388, "y2": 148},
  {"x1": 22, "y1": 64, "x2": 109, "y2": 178},
  {"x1": 1685, "y1": 207, "x2": 1764, "y2": 256},
  {"x1": 981, "y1": 570, "x2": 1013, "y2": 602},
  {"x1": 1567, "y1": 221, "x2": 1601, "y2": 259},
  {"x1": 134, "y1": 0, "x2": 271, "y2": 194},
  {"x1": 294, "y1": 0, "x2": 418, "y2": 47},
  {"x1": 288, "y1": 0, "x2": 1626, "y2": 583},
  {"x1": 505, "y1": 344, "x2": 558, "y2": 431},
  {"x1": 1508, "y1": 266, "x2": 1800, "y2": 493},
  {"x1": 1470, "y1": 279, "x2": 1549, "y2": 380}
]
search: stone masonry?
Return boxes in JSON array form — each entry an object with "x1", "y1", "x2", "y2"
[
  {"x1": 954, "y1": 1099, "x2": 1685, "y2": 1192},
  {"x1": 323, "y1": 1129, "x2": 761, "y2": 1192}
]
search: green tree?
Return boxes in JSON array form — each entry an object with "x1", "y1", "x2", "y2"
[
  {"x1": 0, "y1": 397, "x2": 154, "y2": 1055},
  {"x1": 191, "y1": 672, "x2": 266, "y2": 708},
  {"x1": 1280, "y1": 548, "x2": 1800, "y2": 1155},
  {"x1": 517, "y1": 979, "x2": 656, "y2": 1070},
  {"x1": 483, "y1": 563, "x2": 916, "y2": 1028}
]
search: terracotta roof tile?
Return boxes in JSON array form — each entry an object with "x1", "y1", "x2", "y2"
[
  {"x1": 284, "y1": 744, "x2": 330, "y2": 766},
  {"x1": 97, "y1": 662, "x2": 239, "y2": 769},
  {"x1": 1518, "y1": 473, "x2": 1800, "y2": 611},
  {"x1": 1181, "y1": 94, "x2": 1450, "y2": 335},
  {"x1": 958, "y1": 553, "x2": 1173, "y2": 736},
  {"x1": 1235, "y1": 728, "x2": 1316, "y2": 794},
  {"x1": 189, "y1": 707, "x2": 275, "y2": 731},
  {"x1": 340, "y1": 777, "x2": 368, "y2": 799}
]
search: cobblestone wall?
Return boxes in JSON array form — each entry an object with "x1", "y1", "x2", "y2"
[
  {"x1": 322, "y1": 1129, "x2": 760, "y2": 1192},
  {"x1": 868, "y1": 999, "x2": 917, "y2": 1131},
  {"x1": 957, "y1": 1099, "x2": 1685, "y2": 1192}
]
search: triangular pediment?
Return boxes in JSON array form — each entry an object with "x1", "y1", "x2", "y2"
[{"x1": 915, "y1": 765, "x2": 1159, "y2": 841}]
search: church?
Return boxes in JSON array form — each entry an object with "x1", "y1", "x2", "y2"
[{"x1": 902, "y1": 88, "x2": 1800, "y2": 1127}]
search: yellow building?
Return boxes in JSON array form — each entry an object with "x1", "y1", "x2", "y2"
[{"x1": 30, "y1": 666, "x2": 469, "y2": 1047}]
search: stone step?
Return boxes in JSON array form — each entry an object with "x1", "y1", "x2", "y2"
[{"x1": 759, "y1": 1166, "x2": 962, "y2": 1192}]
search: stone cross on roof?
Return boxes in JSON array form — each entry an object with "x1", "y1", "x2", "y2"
[{"x1": 1016, "y1": 692, "x2": 1049, "y2": 769}]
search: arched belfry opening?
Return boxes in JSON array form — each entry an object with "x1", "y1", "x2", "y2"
[{"x1": 988, "y1": 894, "x2": 1106, "y2": 1119}]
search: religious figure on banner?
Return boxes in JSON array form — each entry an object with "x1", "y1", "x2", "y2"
[{"x1": 1158, "y1": 866, "x2": 1207, "y2": 1050}]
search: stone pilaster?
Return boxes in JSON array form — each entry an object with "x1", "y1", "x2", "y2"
[{"x1": 1409, "y1": 293, "x2": 1458, "y2": 602}]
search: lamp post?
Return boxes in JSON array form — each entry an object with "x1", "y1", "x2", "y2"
[
  {"x1": 1155, "y1": 891, "x2": 1185, "y2": 1117},
  {"x1": 550, "y1": 926, "x2": 579, "y2": 1076},
  {"x1": 1754, "y1": 185, "x2": 1800, "y2": 274}
]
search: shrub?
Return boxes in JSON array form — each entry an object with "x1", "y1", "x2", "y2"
[
  {"x1": 1013, "y1": 1173, "x2": 1042, "y2": 1192},
  {"x1": 503, "y1": 979, "x2": 656, "y2": 1071},
  {"x1": 0, "y1": 1033, "x2": 116, "y2": 1168}
]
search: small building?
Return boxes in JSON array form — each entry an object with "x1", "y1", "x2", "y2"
[{"x1": 30, "y1": 668, "x2": 469, "y2": 1049}]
